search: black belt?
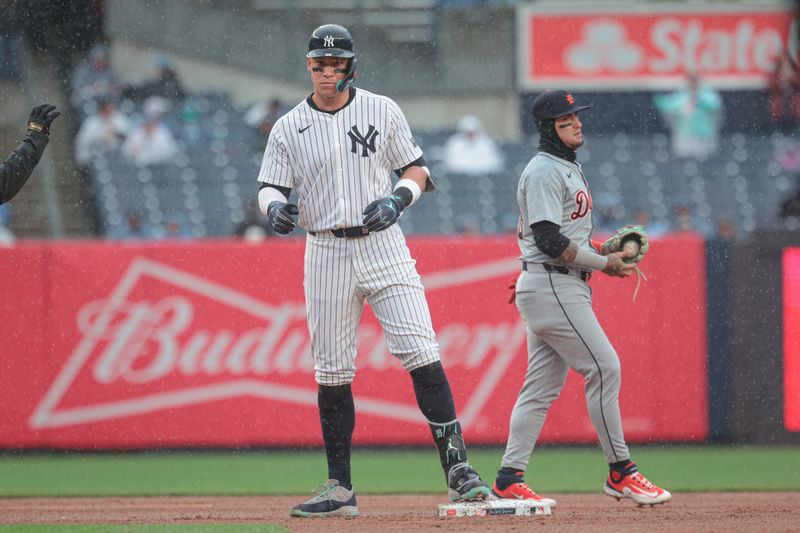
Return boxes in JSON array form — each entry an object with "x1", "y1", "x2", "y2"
[
  {"x1": 308, "y1": 226, "x2": 370, "y2": 238},
  {"x1": 523, "y1": 262, "x2": 591, "y2": 282}
]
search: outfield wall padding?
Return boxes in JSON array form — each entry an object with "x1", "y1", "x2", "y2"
[{"x1": 0, "y1": 236, "x2": 708, "y2": 449}]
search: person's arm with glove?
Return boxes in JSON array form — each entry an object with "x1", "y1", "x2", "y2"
[
  {"x1": 0, "y1": 104, "x2": 61, "y2": 204},
  {"x1": 258, "y1": 183, "x2": 298, "y2": 235},
  {"x1": 362, "y1": 164, "x2": 429, "y2": 233}
]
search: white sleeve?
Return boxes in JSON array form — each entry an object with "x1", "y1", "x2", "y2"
[{"x1": 257, "y1": 122, "x2": 294, "y2": 188}]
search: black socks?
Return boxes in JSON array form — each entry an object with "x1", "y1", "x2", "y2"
[
  {"x1": 495, "y1": 467, "x2": 525, "y2": 490},
  {"x1": 609, "y1": 460, "x2": 638, "y2": 483},
  {"x1": 409, "y1": 361, "x2": 457, "y2": 423},
  {"x1": 318, "y1": 384, "x2": 356, "y2": 490},
  {"x1": 316, "y1": 362, "x2": 462, "y2": 490}
]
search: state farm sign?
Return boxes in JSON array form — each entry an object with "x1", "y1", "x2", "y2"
[{"x1": 517, "y1": 3, "x2": 796, "y2": 90}]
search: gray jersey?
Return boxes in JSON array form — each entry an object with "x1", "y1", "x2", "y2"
[
  {"x1": 517, "y1": 152, "x2": 596, "y2": 266},
  {"x1": 257, "y1": 88, "x2": 422, "y2": 232},
  {"x1": 503, "y1": 149, "x2": 631, "y2": 472}
]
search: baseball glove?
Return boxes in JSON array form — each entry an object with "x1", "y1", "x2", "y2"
[{"x1": 602, "y1": 225, "x2": 649, "y2": 264}]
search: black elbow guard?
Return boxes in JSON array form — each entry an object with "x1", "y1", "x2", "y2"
[{"x1": 532, "y1": 221, "x2": 570, "y2": 258}]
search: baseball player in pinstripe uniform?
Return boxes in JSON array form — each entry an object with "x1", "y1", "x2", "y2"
[
  {"x1": 491, "y1": 90, "x2": 671, "y2": 507},
  {"x1": 256, "y1": 24, "x2": 490, "y2": 518}
]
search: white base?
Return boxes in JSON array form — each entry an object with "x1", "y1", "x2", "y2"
[{"x1": 438, "y1": 499, "x2": 552, "y2": 517}]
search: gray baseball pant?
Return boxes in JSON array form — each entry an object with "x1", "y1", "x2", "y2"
[{"x1": 501, "y1": 266, "x2": 630, "y2": 470}]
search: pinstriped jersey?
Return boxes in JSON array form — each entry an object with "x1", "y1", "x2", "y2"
[
  {"x1": 517, "y1": 151, "x2": 596, "y2": 265},
  {"x1": 257, "y1": 88, "x2": 423, "y2": 232}
]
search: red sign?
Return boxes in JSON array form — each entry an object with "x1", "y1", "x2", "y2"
[
  {"x1": 517, "y1": 3, "x2": 796, "y2": 90},
  {"x1": 784, "y1": 248, "x2": 800, "y2": 431},
  {"x1": 0, "y1": 236, "x2": 708, "y2": 449}
]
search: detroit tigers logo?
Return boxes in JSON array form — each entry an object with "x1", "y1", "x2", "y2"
[
  {"x1": 348, "y1": 124, "x2": 379, "y2": 157},
  {"x1": 323, "y1": 35, "x2": 335, "y2": 47},
  {"x1": 570, "y1": 190, "x2": 592, "y2": 220}
]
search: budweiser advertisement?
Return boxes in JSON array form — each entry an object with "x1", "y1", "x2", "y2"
[
  {"x1": 0, "y1": 236, "x2": 708, "y2": 449},
  {"x1": 784, "y1": 248, "x2": 800, "y2": 431},
  {"x1": 517, "y1": 2, "x2": 797, "y2": 90}
]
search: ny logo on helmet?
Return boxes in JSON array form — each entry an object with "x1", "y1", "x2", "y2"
[
  {"x1": 324, "y1": 35, "x2": 335, "y2": 47},
  {"x1": 566, "y1": 94, "x2": 574, "y2": 105}
]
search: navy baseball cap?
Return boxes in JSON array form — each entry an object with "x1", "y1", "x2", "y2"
[{"x1": 532, "y1": 90, "x2": 593, "y2": 121}]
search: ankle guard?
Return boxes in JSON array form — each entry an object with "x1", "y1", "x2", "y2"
[{"x1": 429, "y1": 419, "x2": 467, "y2": 476}]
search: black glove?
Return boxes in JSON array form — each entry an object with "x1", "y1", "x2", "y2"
[
  {"x1": 27, "y1": 104, "x2": 61, "y2": 135},
  {"x1": 267, "y1": 201, "x2": 299, "y2": 234},
  {"x1": 362, "y1": 194, "x2": 405, "y2": 233}
]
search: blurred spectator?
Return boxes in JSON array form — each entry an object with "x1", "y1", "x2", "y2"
[
  {"x1": 71, "y1": 44, "x2": 122, "y2": 114},
  {"x1": 74, "y1": 98, "x2": 131, "y2": 167},
  {"x1": 442, "y1": 115, "x2": 505, "y2": 175},
  {"x1": 779, "y1": 175, "x2": 800, "y2": 228},
  {"x1": 122, "y1": 97, "x2": 180, "y2": 166},
  {"x1": 633, "y1": 208, "x2": 668, "y2": 238},
  {"x1": 122, "y1": 55, "x2": 187, "y2": 102},
  {"x1": 674, "y1": 205, "x2": 695, "y2": 233},
  {"x1": 178, "y1": 101, "x2": 204, "y2": 146},
  {"x1": 111, "y1": 211, "x2": 155, "y2": 239},
  {"x1": 716, "y1": 218, "x2": 736, "y2": 240},
  {"x1": 594, "y1": 203, "x2": 624, "y2": 234},
  {"x1": 234, "y1": 202, "x2": 274, "y2": 241},
  {"x1": 0, "y1": 204, "x2": 14, "y2": 245},
  {"x1": 163, "y1": 218, "x2": 192, "y2": 240},
  {"x1": 245, "y1": 97, "x2": 285, "y2": 139},
  {"x1": 653, "y1": 72, "x2": 722, "y2": 159},
  {"x1": 774, "y1": 137, "x2": 800, "y2": 173},
  {"x1": 767, "y1": 49, "x2": 800, "y2": 133}
]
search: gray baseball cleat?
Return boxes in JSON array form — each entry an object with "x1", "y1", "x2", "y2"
[
  {"x1": 447, "y1": 462, "x2": 492, "y2": 502},
  {"x1": 289, "y1": 479, "x2": 359, "y2": 518}
]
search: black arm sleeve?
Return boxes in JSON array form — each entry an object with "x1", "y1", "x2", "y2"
[
  {"x1": 394, "y1": 156, "x2": 427, "y2": 177},
  {"x1": 532, "y1": 220, "x2": 571, "y2": 259},
  {"x1": 0, "y1": 131, "x2": 48, "y2": 205},
  {"x1": 394, "y1": 155, "x2": 436, "y2": 192},
  {"x1": 259, "y1": 182, "x2": 292, "y2": 198}
]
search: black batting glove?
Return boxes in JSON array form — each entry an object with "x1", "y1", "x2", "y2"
[
  {"x1": 27, "y1": 104, "x2": 61, "y2": 136},
  {"x1": 267, "y1": 202, "x2": 299, "y2": 234},
  {"x1": 362, "y1": 194, "x2": 405, "y2": 233}
]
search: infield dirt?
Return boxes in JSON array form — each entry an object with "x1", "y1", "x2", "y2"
[{"x1": 1, "y1": 493, "x2": 798, "y2": 532}]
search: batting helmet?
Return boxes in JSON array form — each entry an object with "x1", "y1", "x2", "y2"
[
  {"x1": 532, "y1": 89, "x2": 592, "y2": 121},
  {"x1": 307, "y1": 24, "x2": 357, "y2": 92}
]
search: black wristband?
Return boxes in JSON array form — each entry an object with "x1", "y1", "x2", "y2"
[{"x1": 393, "y1": 186, "x2": 413, "y2": 208}]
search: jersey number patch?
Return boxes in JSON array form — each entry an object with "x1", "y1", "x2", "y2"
[{"x1": 348, "y1": 124, "x2": 379, "y2": 157}]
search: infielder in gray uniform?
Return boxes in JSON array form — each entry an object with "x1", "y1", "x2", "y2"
[
  {"x1": 256, "y1": 24, "x2": 490, "y2": 518},
  {"x1": 491, "y1": 90, "x2": 671, "y2": 507}
]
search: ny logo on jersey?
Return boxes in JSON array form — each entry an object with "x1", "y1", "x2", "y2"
[
  {"x1": 348, "y1": 124, "x2": 380, "y2": 157},
  {"x1": 324, "y1": 35, "x2": 335, "y2": 47}
]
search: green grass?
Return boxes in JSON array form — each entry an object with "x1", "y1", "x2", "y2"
[
  {"x1": 0, "y1": 445, "x2": 797, "y2": 498},
  {"x1": 0, "y1": 527, "x2": 287, "y2": 532}
]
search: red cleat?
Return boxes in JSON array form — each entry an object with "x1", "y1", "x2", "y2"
[
  {"x1": 492, "y1": 481, "x2": 557, "y2": 507},
  {"x1": 604, "y1": 468, "x2": 671, "y2": 506}
]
